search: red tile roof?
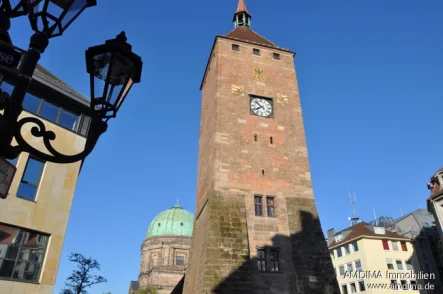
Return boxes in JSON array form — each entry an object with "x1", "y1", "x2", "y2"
[
  {"x1": 225, "y1": 26, "x2": 277, "y2": 48},
  {"x1": 328, "y1": 222, "x2": 410, "y2": 248}
]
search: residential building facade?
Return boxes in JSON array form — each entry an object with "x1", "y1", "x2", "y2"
[
  {"x1": 393, "y1": 209, "x2": 443, "y2": 293},
  {"x1": 0, "y1": 64, "x2": 91, "y2": 294},
  {"x1": 182, "y1": 0, "x2": 339, "y2": 293},
  {"x1": 128, "y1": 203, "x2": 194, "y2": 294},
  {"x1": 328, "y1": 222, "x2": 424, "y2": 294},
  {"x1": 427, "y1": 167, "x2": 443, "y2": 244}
]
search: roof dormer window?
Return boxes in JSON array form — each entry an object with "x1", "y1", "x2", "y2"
[
  {"x1": 374, "y1": 227, "x2": 385, "y2": 234},
  {"x1": 335, "y1": 234, "x2": 343, "y2": 242}
]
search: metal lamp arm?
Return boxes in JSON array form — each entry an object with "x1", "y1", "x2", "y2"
[{"x1": 13, "y1": 115, "x2": 108, "y2": 164}]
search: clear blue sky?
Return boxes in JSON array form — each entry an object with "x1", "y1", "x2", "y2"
[{"x1": 8, "y1": 0, "x2": 443, "y2": 293}]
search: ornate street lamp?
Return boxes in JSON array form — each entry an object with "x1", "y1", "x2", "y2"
[
  {"x1": 86, "y1": 31, "x2": 142, "y2": 121},
  {"x1": 25, "y1": 0, "x2": 97, "y2": 38},
  {"x1": 0, "y1": 0, "x2": 97, "y2": 162},
  {"x1": 0, "y1": 0, "x2": 28, "y2": 18},
  {"x1": 0, "y1": 32, "x2": 143, "y2": 163},
  {"x1": 0, "y1": 1, "x2": 143, "y2": 165}
]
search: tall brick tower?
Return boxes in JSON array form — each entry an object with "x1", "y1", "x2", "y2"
[{"x1": 183, "y1": 1, "x2": 340, "y2": 293}]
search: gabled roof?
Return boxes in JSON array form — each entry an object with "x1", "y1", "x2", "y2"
[{"x1": 328, "y1": 222, "x2": 410, "y2": 248}]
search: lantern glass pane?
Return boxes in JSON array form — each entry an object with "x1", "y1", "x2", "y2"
[
  {"x1": 105, "y1": 53, "x2": 134, "y2": 107},
  {"x1": 108, "y1": 53, "x2": 134, "y2": 87},
  {"x1": 27, "y1": 0, "x2": 90, "y2": 36},
  {"x1": 8, "y1": 0, "x2": 26, "y2": 16},
  {"x1": 91, "y1": 52, "x2": 112, "y2": 100},
  {"x1": 60, "y1": 0, "x2": 88, "y2": 28},
  {"x1": 116, "y1": 78, "x2": 133, "y2": 110}
]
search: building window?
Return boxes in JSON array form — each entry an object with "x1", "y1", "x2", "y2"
[
  {"x1": 330, "y1": 250, "x2": 334, "y2": 259},
  {"x1": 405, "y1": 260, "x2": 414, "y2": 270},
  {"x1": 335, "y1": 234, "x2": 343, "y2": 242},
  {"x1": 58, "y1": 109, "x2": 80, "y2": 130},
  {"x1": 270, "y1": 250, "x2": 279, "y2": 272},
  {"x1": 386, "y1": 259, "x2": 394, "y2": 270},
  {"x1": 349, "y1": 282, "x2": 357, "y2": 293},
  {"x1": 7, "y1": 157, "x2": 18, "y2": 166},
  {"x1": 339, "y1": 265, "x2": 345, "y2": 276},
  {"x1": 232, "y1": 44, "x2": 240, "y2": 51},
  {"x1": 17, "y1": 157, "x2": 45, "y2": 201},
  {"x1": 392, "y1": 241, "x2": 399, "y2": 251},
  {"x1": 400, "y1": 280, "x2": 407, "y2": 289},
  {"x1": 341, "y1": 284, "x2": 348, "y2": 294},
  {"x1": 257, "y1": 249, "x2": 266, "y2": 272},
  {"x1": 336, "y1": 247, "x2": 342, "y2": 258},
  {"x1": 396, "y1": 260, "x2": 404, "y2": 270},
  {"x1": 254, "y1": 134, "x2": 257, "y2": 141},
  {"x1": 355, "y1": 260, "x2": 362, "y2": 271},
  {"x1": 410, "y1": 280, "x2": 417, "y2": 286},
  {"x1": 21, "y1": 90, "x2": 80, "y2": 132},
  {"x1": 266, "y1": 197, "x2": 275, "y2": 217},
  {"x1": 374, "y1": 227, "x2": 385, "y2": 234},
  {"x1": 390, "y1": 280, "x2": 398, "y2": 289},
  {"x1": 351, "y1": 241, "x2": 358, "y2": 252},
  {"x1": 254, "y1": 196, "x2": 263, "y2": 216},
  {"x1": 22, "y1": 92, "x2": 41, "y2": 114},
  {"x1": 346, "y1": 263, "x2": 353, "y2": 272},
  {"x1": 253, "y1": 48, "x2": 260, "y2": 56},
  {"x1": 175, "y1": 255, "x2": 185, "y2": 265},
  {"x1": 272, "y1": 53, "x2": 280, "y2": 60},
  {"x1": 358, "y1": 280, "x2": 366, "y2": 292},
  {"x1": 270, "y1": 136, "x2": 273, "y2": 144},
  {"x1": 400, "y1": 242, "x2": 407, "y2": 251},
  {"x1": 382, "y1": 240, "x2": 390, "y2": 250},
  {"x1": 0, "y1": 223, "x2": 49, "y2": 282},
  {"x1": 343, "y1": 244, "x2": 350, "y2": 255}
]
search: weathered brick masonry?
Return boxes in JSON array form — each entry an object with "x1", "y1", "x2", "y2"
[{"x1": 183, "y1": 1, "x2": 340, "y2": 293}]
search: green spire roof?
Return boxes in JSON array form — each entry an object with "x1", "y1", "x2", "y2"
[{"x1": 146, "y1": 203, "x2": 194, "y2": 238}]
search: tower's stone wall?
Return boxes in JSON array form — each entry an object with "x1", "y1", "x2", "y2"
[{"x1": 184, "y1": 35, "x2": 339, "y2": 294}]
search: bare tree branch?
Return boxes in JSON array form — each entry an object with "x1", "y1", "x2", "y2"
[{"x1": 60, "y1": 253, "x2": 107, "y2": 294}]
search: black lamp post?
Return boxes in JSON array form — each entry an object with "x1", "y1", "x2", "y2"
[{"x1": 0, "y1": 0, "x2": 143, "y2": 163}]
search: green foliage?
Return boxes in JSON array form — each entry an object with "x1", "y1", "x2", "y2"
[{"x1": 60, "y1": 253, "x2": 107, "y2": 294}]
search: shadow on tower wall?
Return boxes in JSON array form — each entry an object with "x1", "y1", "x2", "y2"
[{"x1": 172, "y1": 210, "x2": 340, "y2": 294}]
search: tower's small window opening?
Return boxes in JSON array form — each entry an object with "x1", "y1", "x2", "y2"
[
  {"x1": 267, "y1": 197, "x2": 275, "y2": 217},
  {"x1": 254, "y1": 196, "x2": 263, "y2": 216},
  {"x1": 254, "y1": 134, "x2": 257, "y2": 141},
  {"x1": 273, "y1": 53, "x2": 280, "y2": 60},
  {"x1": 158, "y1": 223, "x2": 161, "y2": 226},
  {"x1": 270, "y1": 250, "x2": 280, "y2": 272},
  {"x1": 270, "y1": 137, "x2": 273, "y2": 144},
  {"x1": 257, "y1": 249, "x2": 266, "y2": 272},
  {"x1": 262, "y1": 169, "x2": 265, "y2": 176},
  {"x1": 180, "y1": 222, "x2": 184, "y2": 226},
  {"x1": 253, "y1": 48, "x2": 260, "y2": 56},
  {"x1": 232, "y1": 44, "x2": 240, "y2": 51},
  {"x1": 176, "y1": 255, "x2": 185, "y2": 265}
]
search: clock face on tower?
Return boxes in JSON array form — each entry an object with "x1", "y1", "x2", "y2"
[{"x1": 250, "y1": 96, "x2": 273, "y2": 118}]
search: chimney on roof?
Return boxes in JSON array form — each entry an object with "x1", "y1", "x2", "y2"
[{"x1": 327, "y1": 228, "x2": 335, "y2": 246}]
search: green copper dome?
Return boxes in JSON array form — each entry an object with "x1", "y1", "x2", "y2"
[{"x1": 146, "y1": 203, "x2": 194, "y2": 238}]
